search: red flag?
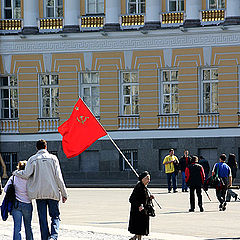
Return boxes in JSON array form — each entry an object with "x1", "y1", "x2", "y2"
[{"x1": 58, "y1": 98, "x2": 107, "y2": 158}]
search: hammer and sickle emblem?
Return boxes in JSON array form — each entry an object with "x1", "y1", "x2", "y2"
[{"x1": 77, "y1": 116, "x2": 89, "y2": 124}]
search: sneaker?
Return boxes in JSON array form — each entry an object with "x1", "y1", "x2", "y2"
[
  {"x1": 173, "y1": 190, "x2": 178, "y2": 193},
  {"x1": 200, "y1": 206, "x2": 204, "y2": 212},
  {"x1": 168, "y1": 190, "x2": 171, "y2": 193},
  {"x1": 219, "y1": 203, "x2": 223, "y2": 211},
  {"x1": 222, "y1": 202, "x2": 227, "y2": 211},
  {"x1": 189, "y1": 209, "x2": 194, "y2": 212},
  {"x1": 185, "y1": 189, "x2": 188, "y2": 192}
]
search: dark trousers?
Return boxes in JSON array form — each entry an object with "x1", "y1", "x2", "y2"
[
  {"x1": 189, "y1": 186, "x2": 202, "y2": 210},
  {"x1": 216, "y1": 178, "x2": 228, "y2": 205},
  {"x1": 167, "y1": 172, "x2": 177, "y2": 191}
]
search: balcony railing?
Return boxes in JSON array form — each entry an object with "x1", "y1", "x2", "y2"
[
  {"x1": 201, "y1": 9, "x2": 225, "y2": 25},
  {"x1": 0, "y1": 19, "x2": 22, "y2": 32},
  {"x1": 161, "y1": 12, "x2": 184, "y2": 26},
  {"x1": 80, "y1": 15, "x2": 104, "y2": 30},
  {"x1": 39, "y1": 18, "x2": 63, "y2": 32},
  {"x1": 158, "y1": 114, "x2": 179, "y2": 129},
  {"x1": 0, "y1": 119, "x2": 19, "y2": 133},
  {"x1": 118, "y1": 115, "x2": 139, "y2": 130},
  {"x1": 198, "y1": 113, "x2": 219, "y2": 128},
  {"x1": 38, "y1": 118, "x2": 59, "y2": 132},
  {"x1": 121, "y1": 14, "x2": 144, "y2": 29}
]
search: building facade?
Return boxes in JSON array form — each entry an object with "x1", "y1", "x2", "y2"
[{"x1": 1, "y1": 0, "x2": 240, "y2": 185}]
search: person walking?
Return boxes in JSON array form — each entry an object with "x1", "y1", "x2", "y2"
[
  {"x1": 14, "y1": 139, "x2": 68, "y2": 240},
  {"x1": 185, "y1": 156, "x2": 205, "y2": 212},
  {"x1": 163, "y1": 149, "x2": 179, "y2": 193},
  {"x1": 199, "y1": 156, "x2": 210, "y2": 179},
  {"x1": 128, "y1": 171, "x2": 154, "y2": 240},
  {"x1": 4, "y1": 161, "x2": 34, "y2": 240},
  {"x1": 226, "y1": 153, "x2": 238, "y2": 202},
  {"x1": 212, "y1": 154, "x2": 232, "y2": 211},
  {"x1": 179, "y1": 150, "x2": 191, "y2": 192}
]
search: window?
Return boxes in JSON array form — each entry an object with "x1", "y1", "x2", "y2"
[
  {"x1": 0, "y1": 76, "x2": 18, "y2": 119},
  {"x1": 128, "y1": 0, "x2": 145, "y2": 14},
  {"x1": 120, "y1": 149, "x2": 138, "y2": 171},
  {"x1": 208, "y1": 0, "x2": 225, "y2": 9},
  {"x1": 161, "y1": 70, "x2": 179, "y2": 114},
  {"x1": 121, "y1": 72, "x2": 139, "y2": 115},
  {"x1": 80, "y1": 72, "x2": 100, "y2": 117},
  {"x1": 86, "y1": 0, "x2": 104, "y2": 14},
  {"x1": 46, "y1": 0, "x2": 63, "y2": 17},
  {"x1": 39, "y1": 74, "x2": 59, "y2": 118},
  {"x1": 169, "y1": 0, "x2": 184, "y2": 12},
  {"x1": 201, "y1": 69, "x2": 218, "y2": 113},
  {"x1": 4, "y1": 0, "x2": 21, "y2": 19},
  {"x1": 1, "y1": 152, "x2": 17, "y2": 176}
]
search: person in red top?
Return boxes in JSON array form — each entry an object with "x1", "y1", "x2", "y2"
[{"x1": 185, "y1": 156, "x2": 205, "y2": 212}]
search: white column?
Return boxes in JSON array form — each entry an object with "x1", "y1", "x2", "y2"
[
  {"x1": 22, "y1": 0, "x2": 39, "y2": 33},
  {"x1": 64, "y1": 0, "x2": 80, "y2": 31},
  {"x1": 184, "y1": 0, "x2": 201, "y2": 27},
  {"x1": 145, "y1": 0, "x2": 161, "y2": 25},
  {"x1": 104, "y1": 0, "x2": 121, "y2": 30},
  {"x1": 225, "y1": 0, "x2": 240, "y2": 25}
]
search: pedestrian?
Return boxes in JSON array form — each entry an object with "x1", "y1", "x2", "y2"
[
  {"x1": 14, "y1": 139, "x2": 68, "y2": 240},
  {"x1": 226, "y1": 153, "x2": 238, "y2": 202},
  {"x1": 4, "y1": 161, "x2": 34, "y2": 240},
  {"x1": 163, "y1": 149, "x2": 179, "y2": 193},
  {"x1": 199, "y1": 156, "x2": 210, "y2": 179},
  {"x1": 212, "y1": 154, "x2": 232, "y2": 211},
  {"x1": 128, "y1": 171, "x2": 154, "y2": 240},
  {"x1": 185, "y1": 156, "x2": 205, "y2": 212},
  {"x1": 179, "y1": 150, "x2": 191, "y2": 192}
]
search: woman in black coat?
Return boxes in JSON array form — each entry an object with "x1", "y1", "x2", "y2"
[{"x1": 128, "y1": 171, "x2": 154, "y2": 240}]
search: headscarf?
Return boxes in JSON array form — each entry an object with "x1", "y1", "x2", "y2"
[{"x1": 138, "y1": 171, "x2": 149, "y2": 181}]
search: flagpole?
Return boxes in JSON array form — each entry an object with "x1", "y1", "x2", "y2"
[{"x1": 107, "y1": 134, "x2": 139, "y2": 178}]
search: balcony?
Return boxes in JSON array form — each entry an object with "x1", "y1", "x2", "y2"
[
  {"x1": 198, "y1": 113, "x2": 219, "y2": 128},
  {"x1": 201, "y1": 9, "x2": 225, "y2": 25},
  {"x1": 118, "y1": 115, "x2": 139, "y2": 130},
  {"x1": 0, "y1": 119, "x2": 19, "y2": 133},
  {"x1": 158, "y1": 114, "x2": 179, "y2": 129},
  {"x1": 0, "y1": 19, "x2": 22, "y2": 32},
  {"x1": 80, "y1": 15, "x2": 104, "y2": 31},
  {"x1": 161, "y1": 12, "x2": 184, "y2": 27},
  {"x1": 38, "y1": 118, "x2": 59, "y2": 132},
  {"x1": 39, "y1": 18, "x2": 63, "y2": 32},
  {"x1": 121, "y1": 14, "x2": 144, "y2": 29}
]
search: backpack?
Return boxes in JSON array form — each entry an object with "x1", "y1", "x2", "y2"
[{"x1": 0, "y1": 176, "x2": 16, "y2": 221}]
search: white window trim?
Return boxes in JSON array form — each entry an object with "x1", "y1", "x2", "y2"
[
  {"x1": 207, "y1": 0, "x2": 225, "y2": 10},
  {"x1": 44, "y1": 0, "x2": 63, "y2": 18},
  {"x1": 79, "y1": 71, "x2": 100, "y2": 117},
  {"x1": 160, "y1": 68, "x2": 179, "y2": 115},
  {"x1": 85, "y1": 0, "x2": 105, "y2": 15},
  {"x1": 127, "y1": 0, "x2": 145, "y2": 14},
  {"x1": 38, "y1": 73, "x2": 59, "y2": 118},
  {"x1": 122, "y1": 149, "x2": 138, "y2": 171},
  {"x1": 200, "y1": 67, "x2": 219, "y2": 113},
  {"x1": 0, "y1": 75, "x2": 18, "y2": 119},
  {"x1": 120, "y1": 70, "x2": 139, "y2": 116},
  {"x1": 3, "y1": 0, "x2": 21, "y2": 19},
  {"x1": 167, "y1": 0, "x2": 184, "y2": 12}
]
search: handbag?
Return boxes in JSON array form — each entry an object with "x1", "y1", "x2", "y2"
[
  {"x1": 211, "y1": 164, "x2": 225, "y2": 189},
  {"x1": 145, "y1": 199, "x2": 155, "y2": 217}
]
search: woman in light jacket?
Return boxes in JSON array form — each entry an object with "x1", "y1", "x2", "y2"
[
  {"x1": 128, "y1": 171, "x2": 154, "y2": 240},
  {"x1": 4, "y1": 161, "x2": 34, "y2": 240}
]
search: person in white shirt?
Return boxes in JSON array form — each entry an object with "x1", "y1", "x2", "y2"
[{"x1": 4, "y1": 161, "x2": 34, "y2": 240}]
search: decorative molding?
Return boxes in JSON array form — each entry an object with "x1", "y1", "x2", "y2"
[{"x1": 1, "y1": 29, "x2": 240, "y2": 55}]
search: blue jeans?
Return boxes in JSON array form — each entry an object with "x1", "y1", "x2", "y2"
[
  {"x1": 36, "y1": 199, "x2": 60, "y2": 240},
  {"x1": 181, "y1": 171, "x2": 188, "y2": 191},
  {"x1": 11, "y1": 200, "x2": 33, "y2": 240},
  {"x1": 167, "y1": 172, "x2": 177, "y2": 191}
]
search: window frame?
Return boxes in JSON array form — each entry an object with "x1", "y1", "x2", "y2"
[
  {"x1": 120, "y1": 149, "x2": 138, "y2": 171},
  {"x1": 167, "y1": 0, "x2": 185, "y2": 12},
  {"x1": 160, "y1": 69, "x2": 179, "y2": 115},
  {"x1": 200, "y1": 68, "x2": 219, "y2": 114},
  {"x1": 120, "y1": 71, "x2": 139, "y2": 116},
  {"x1": 207, "y1": 0, "x2": 225, "y2": 9},
  {"x1": 127, "y1": 0, "x2": 146, "y2": 14},
  {"x1": 44, "y1": 0, "x2": 63, "y2": 18},
  {"x1": 79, "y1": 71, "x2": 100, "y2": 117},
  {"x1": 0, "y1": 75, "x2": 18, "y2": 119},
  {"x1": 39, "y1": 73, "x2": 59, "y2": 119},
  {"x1": 1, "y1": 152, "x2": 17, "y2": 176},
  {"x1": 85, "y1": 0, "x2": 105, "y2": 14},
  {"x1": 3, "y1": 0, "x2": 21, "y2": 19}
]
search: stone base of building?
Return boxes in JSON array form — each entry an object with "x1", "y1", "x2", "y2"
[
  {"x1": 63, "y1": 25, "x2": 80, "y2": 33},
  {"x1": 183, "y1": 19, "x2": 201, "y2": 28},
  {"x1": 102, "y1": 23, "x2": 120, "y2": 32},
  {"x1": 22, "y1": 27, "x2": 39, "y2": 35},
  {"x1": 224, "y1": 17, "x2": 240, "y2": 26},
  {"x1": 141, "y1": 21, "x2": 161, "y2": 30}
]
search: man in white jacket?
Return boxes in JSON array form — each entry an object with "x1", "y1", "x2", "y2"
[{"x1": 14, "y1": 139, "x2": 68, "y2": 240}]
